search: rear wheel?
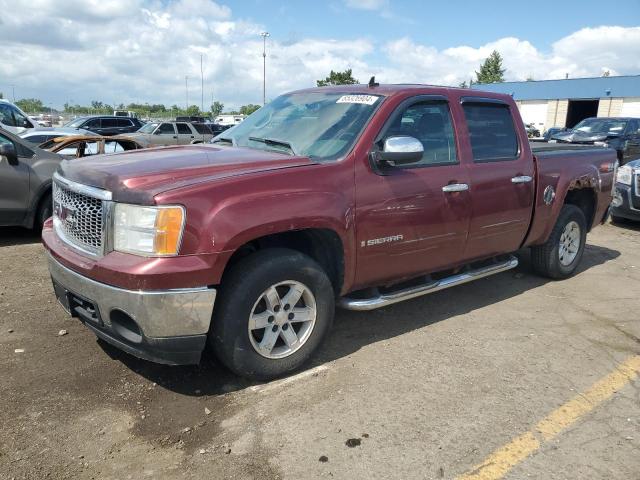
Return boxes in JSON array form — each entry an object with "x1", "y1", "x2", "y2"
[
  {"x1": 531, "y1": 204, "x2": 587, "y2": 279},
  {"x1": 210, "y1": 248, "x2": 334, "y2": 380}
]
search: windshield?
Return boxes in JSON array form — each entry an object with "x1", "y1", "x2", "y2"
[
  {"x1": 573, "y1": 118, "x2": 627, "y2": 135},
  {"x1": 64, "y1": 118, "x2": 87, "y2": 128},
  {"x1": 138, "y1": 122, "x2": 158, "y2": 134},
  {"x1": 213, "y1": 92, "x2": 383, "y2": 161}
]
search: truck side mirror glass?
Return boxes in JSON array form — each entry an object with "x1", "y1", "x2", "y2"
[
  {"x1": 376, "y1": 136, "x2": 424, "y2": 167},
  {"x1": 0, "y1": 143, "x2": 19, "y2": 166}
]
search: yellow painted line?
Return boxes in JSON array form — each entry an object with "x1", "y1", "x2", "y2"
[{"x1": 457, "y1": 355, "x2": 640, "y2": 480}]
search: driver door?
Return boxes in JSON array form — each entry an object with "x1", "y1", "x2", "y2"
[
  {"x1": 0, "y1": 132, "x2": 31, "y2": 225},
  {"x1": 355, "y1": 96, "x2": 471, "y2": 287}
]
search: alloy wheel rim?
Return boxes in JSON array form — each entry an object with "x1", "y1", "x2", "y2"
[
  {"x1": 247, "y1": 280, "x2": 317, "y2": 359},
  {"x1": 559, "y1": 220, "x2": 581, "y2": 266}
]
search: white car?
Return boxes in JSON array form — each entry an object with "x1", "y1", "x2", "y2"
[{"x1": 0, "y1": 99, "x2": 37, "y2": 134}]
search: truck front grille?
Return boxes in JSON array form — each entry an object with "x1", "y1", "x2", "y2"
[{"x1": 52, "y1": 178, "x2": 106, "y2": 255}]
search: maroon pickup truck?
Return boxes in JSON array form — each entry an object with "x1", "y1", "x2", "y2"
[{"x1": 42, "y1": 84, "x2": 616, "y2": 380}]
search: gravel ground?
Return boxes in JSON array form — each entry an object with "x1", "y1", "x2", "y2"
[{"x1": 1, "y1": 221, "x2": 639, "y2": 479}]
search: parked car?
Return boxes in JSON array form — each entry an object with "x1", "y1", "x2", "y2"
[
  {"x1": 0, "y1": 99, "x2": 38, "y2": 134},
  {"x1": 176, "y1": 116, "x2": 208, "y2": 123},
  {"x1": 550, "y1": 117, "x2": 640, "y2": 165},
  {"x1": 611, "y1": 159, "x2": 640, "y2": 222},
  {"x1": 543, "y1": 127, "x2": 567, "y2": 141},
  {"x1": 20, "y1": 127, "x2": 96, "y2": 146},
  {"x1": 129, "y1": 121, "x2": 213, "y2": 146},
  {"x1": 0, "y1": 129, "x2": 60, "y2": 229},
  {"x1": 63, "y1": 116, "x2": 144, "y2": 136},
  {"x1": 43, "y1": 84, "x2": 615, "y2": 380},
  {"x1": 208, "y1": 123, "x2": 232, "y2": 136},
  {"x1": 42, "y1": 135, "x2": 143, "y2": 158}
]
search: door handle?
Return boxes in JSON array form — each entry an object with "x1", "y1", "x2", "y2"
[
  {"x1": 511, "y1": 175, "x2": 533, "y2": 184},
  {"x1": 442, "y1": 183, "x2": 469, "y2": 193}
]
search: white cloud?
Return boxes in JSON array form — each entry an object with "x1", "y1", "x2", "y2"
[{"x1": 0, "y1": 1, "x2": 637, "y2": 111}]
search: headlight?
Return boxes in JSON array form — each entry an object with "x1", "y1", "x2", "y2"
[
  {"x1": 113, "y1": 204, "x2": 185, "y2": 256},
  {"x1": 616, "y1": 166, "x2": 633, "y2": 186}
]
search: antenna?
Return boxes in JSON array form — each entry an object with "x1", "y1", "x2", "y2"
[{"x1": 368, "y1": 76, "x2": 379, "y2": 88}]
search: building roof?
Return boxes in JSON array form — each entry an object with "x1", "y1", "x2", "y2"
[{"x1": 471, "y1": 75, "x2": 640, "y2": 101}]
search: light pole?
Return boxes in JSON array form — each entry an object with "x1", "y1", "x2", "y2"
[
  {"x1": 185, "y1": 75, "x2": 189, "y2": 112},
  {"x1": 11, "y1": 85, "x2": 15, "y2": 103},
  {"x1": 260, "y1": 32, "x2": 270, "y2": 106},
  {"x1": 200, "y1": 54, "x2": 204, "y2": 114}
]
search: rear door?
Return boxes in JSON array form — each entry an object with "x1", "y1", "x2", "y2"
[
  {"x1": 0, "y1": 132, "x2": 31, "y2": 225},
  {"x1": 355, "y1": 95, "x2": 471, "y2": 285},
  {"x1": 176, "y1": 123, "x2": 195, "y2": 144},
  {"x1": 460, "y1": 98, "x2": 535, "y2": 260},
  {"x1": 623, "y1": 119, "x2": 640, "y2": 162}
]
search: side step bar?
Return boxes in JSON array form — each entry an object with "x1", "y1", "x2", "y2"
[{"x1": 339, "y1": 255, "x2": 519, "y2": 311}]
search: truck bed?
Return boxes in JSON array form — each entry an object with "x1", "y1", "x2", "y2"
[{"x1": 529, "y1": 141, "x2": 608, "y2": 154}]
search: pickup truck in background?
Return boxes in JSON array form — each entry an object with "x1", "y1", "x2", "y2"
[{"x1": 42, "y1": 84, "x2": 616, "y2": 380}]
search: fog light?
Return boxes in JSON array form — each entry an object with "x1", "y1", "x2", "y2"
[{"x1": 612, "y1": 190, "x2": 623, "y2": 208}]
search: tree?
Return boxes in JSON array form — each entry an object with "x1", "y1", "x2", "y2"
[
  {"x1": 317, "y1": 69, "x2": 359, "y2": 87},
  {"x1": 475, "y1": 50, "x2": 506, "y2": 84},
  {"x1": 211, "y1": 101, "x2": 224, "y2": 117},
  {"x1": 239, "y1": 104, "x2": 261, "y2": 116},
  {"x1": 16, "y1": 98, "x2": 45, "y2": 113},
  {"x1": 0, "y1": 92, "x2": 3, "y2": 99}
]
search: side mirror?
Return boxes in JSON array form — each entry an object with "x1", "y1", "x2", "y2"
[
  {"x1": 374, "y1": 136, "x2": 424, "y2": 167},
  {"x1": 0, "y1": 143, "x2": 19, "y2": 166}
]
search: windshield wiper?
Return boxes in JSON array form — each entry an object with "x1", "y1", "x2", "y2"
[
  {"x1": 212, "y1": 137, "x2": 234, "y2": 146},
  {"x1": 248, "y1": 136, "x2": 297, "y2": 155}
]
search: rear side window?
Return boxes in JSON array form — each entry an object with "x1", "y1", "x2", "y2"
[
  {"x1": 116, "y1": 118, "x2": 133, "y2": 127},
  {"x1": 176, "y1": 123, "x2": 192, "y2": 134},
  {"x1": 462, "y1": 103, "x2": 519, "y2": 162},
  {"x1": 102, "y1": 118, "x2": 118, "y2": 128},
  {"x1": 192, "y1": 123, "x2": 212, "y2": 134},
  {"x1": 0, "y1": 104, "x2": 17, "y2": 126}
]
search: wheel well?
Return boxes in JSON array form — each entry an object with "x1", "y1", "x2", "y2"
[
  {"x1": 224, "y1": 229, "x2": 345, "y2": 295},
  {"x1": 564, "y1": 188, "x2": 596, "y2": 231}
]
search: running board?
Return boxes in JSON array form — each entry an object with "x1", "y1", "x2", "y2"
[{"x1": 339, "y1": 255, "x2": 519, "y2": 311}]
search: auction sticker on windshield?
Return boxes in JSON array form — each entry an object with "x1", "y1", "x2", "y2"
[{"x1": 336, "y1": 95, "x2": 379, "y2": 105}]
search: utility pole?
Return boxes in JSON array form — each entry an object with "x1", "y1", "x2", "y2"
[
  {"x1": 200, "y1": 54, "x2": 204, "y2": 114},
  {"x1": 185, "y1": 75, "x2": 189, "y2": 111},
  {"x1": 260, "y1": 32, "x2": 270, "y2": 106},
  {"x1": 11, "y1": 85, "x2": 15, "y2": 102}
]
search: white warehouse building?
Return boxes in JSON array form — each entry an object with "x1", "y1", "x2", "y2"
[{"x1": 473, "y1": 75, "x2": 640, "y2": 135}]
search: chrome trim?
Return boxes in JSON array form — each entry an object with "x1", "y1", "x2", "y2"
[
  {"x1": 442, "y1": 183, "x2": 469, "y2": 192},
  {"x1": 339, "y1": 256, "x2": 518, "y2": 311},
  {"x1": 46, "y1": 253, "x2": 216, "y2": 337},
  {"x1": 53, "y1": 172, "x2": 112, "y2": 201},
  {"x1": 511, "y1": 175, "x2": 533, "y2": 184}
]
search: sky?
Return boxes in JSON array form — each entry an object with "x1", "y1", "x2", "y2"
[{"x1": 0, "y1": 0, "x2": 639, "y2": 110}]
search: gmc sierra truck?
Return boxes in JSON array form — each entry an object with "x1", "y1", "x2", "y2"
[{"x1": 42, "y1": 84, "x2": 616, "y2": 380}]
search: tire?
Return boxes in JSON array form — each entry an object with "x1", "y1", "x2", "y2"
[
  {"x1": 35, "y1": 192, "x2": 52, "y2": 231},
  {"x1": 531, "y1": 204, "x2": 587, "y2": 279},
  {"x1": 610, "y1": 215, "x2": 625, "y2": 224},
  {"x1": 210, "y1": 248, "x2": 335, "y2": 380}
]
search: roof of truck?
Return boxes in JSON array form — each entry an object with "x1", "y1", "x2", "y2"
[{"x1": 293, "y1": 83, "x2": 510, "y2": 99}]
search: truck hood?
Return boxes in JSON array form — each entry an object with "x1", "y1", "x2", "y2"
[{"x1": 57, "y1": 144, "x2": 315, "y2": 204}]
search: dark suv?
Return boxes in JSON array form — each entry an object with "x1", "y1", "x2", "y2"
[{"x1": 64, "y1": 116, "x2": 143, "y2": 136}]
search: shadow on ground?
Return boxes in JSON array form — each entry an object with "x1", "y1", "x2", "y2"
[
  {"x1": 98, "y1": 244, "x2": 620, "y2": 396},
  {"x1": 0, "y1": 227, "x2": 41, "y2": 247}
]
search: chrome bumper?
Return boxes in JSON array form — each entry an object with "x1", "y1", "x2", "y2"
[{"x1": 46, "y1": 253, "x2": 216, "y2": 338}]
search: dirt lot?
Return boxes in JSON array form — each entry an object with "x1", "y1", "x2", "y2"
[{"x1": 1, "y1": 222, "x2": 639, "y2": 480}]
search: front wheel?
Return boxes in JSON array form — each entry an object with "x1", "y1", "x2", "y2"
[
  {"x1": 531, "y1": 204, "x2": 587, "y2": 279},
  {"x1": 210, "y1": 248, "x2": 335, "y2": 380}
]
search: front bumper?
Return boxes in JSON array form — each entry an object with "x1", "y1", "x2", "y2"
[
  {"x1": 47, "y1": 253, "x2": 216, "y2": 365},
  {"x1": 612, "y1": 184, "x2": 640, "y2": 222}
]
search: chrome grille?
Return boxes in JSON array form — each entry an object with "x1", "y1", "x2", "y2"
[{"x1": 53, "y1": 179, "x2": 104, "y2": 255}]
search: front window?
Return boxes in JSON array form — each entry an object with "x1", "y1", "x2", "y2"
[
  {"x1": 65, "y1": 118, "x2": 87, "y2": 128},
  {"x1": 573, "y1": 118, "x2": 627, "y2": 135},
  {"x1": 138, "y1": 122, "x2": 158, "y2": 133},
  {"x1": 214, "y1": 92, "x2": 383, "y2": 161}
]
